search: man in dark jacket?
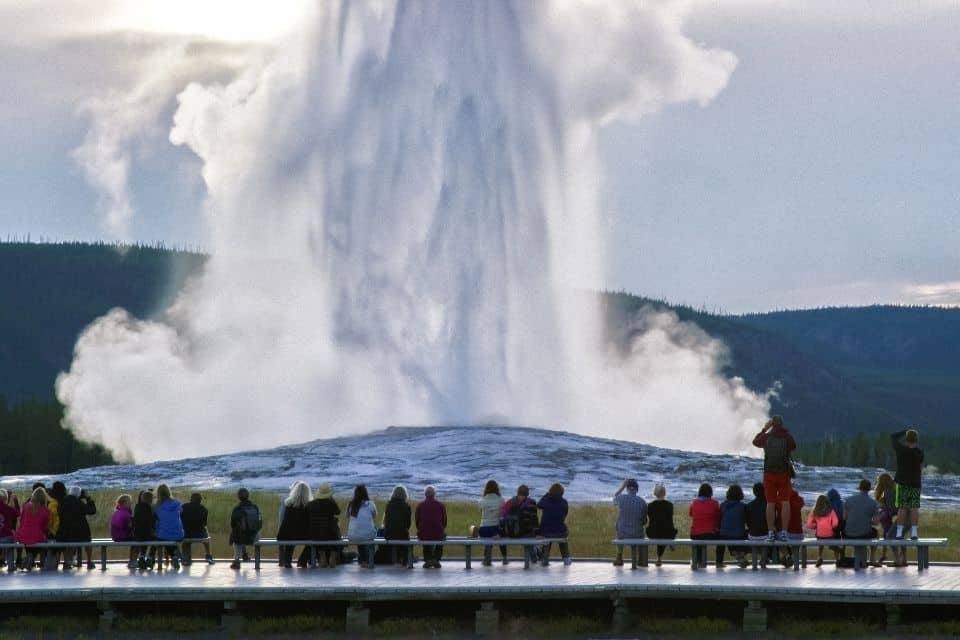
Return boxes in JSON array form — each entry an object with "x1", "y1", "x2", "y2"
[
  {"x1": 180, "y1": 493, "x2": 215, "y2": 565},
  {"x1": 752, "y1": 416, "x2": 797, "y2": 542},
  {"x1": 892, "y1": 428, "x2": 924, "y2": 540},
  {"x1": 414, "y1": 485, "x2": 447, "y2": 569},
  {"x1": 57, "y1": 486, "x2": 96, "y2": 570}
]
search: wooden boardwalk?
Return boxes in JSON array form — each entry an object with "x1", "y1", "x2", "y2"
[{"x1": 1, "y1": 561, "x2": 958, "y2": 605}]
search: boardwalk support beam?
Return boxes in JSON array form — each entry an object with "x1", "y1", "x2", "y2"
[
  {"x1": 612, "y1": 597, "x2": 631, "y2": 633},
  {"x1": 346, "y1": 602, "x2": 370, "y2": 633},
  {"x1": 97, "y1": 600, "x2": 114, "y2": 634},
  {"x1": 885, "y1": 604, "x2": 902, "y2": 629},
  {"x1": 475, "y1": 601, "x2": 499, "y2": 635},
  {"x1": 221, "y1": 601, "x2": 243, "y2": 634},
  {"x1": 743, "y1": 600, "x2": 767, "y2": 633}
]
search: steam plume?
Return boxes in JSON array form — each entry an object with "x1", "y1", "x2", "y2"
[{"x1": 58, "y1": 2, "x2": 765, "y2": 462}]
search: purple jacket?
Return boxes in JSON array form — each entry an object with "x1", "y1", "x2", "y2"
[
  {"x1": 415, "y1": 496, "x2": 447, "y2": 541},
  {"x1": 111, "y1": 505, "x2": 134, "y2": 541}
]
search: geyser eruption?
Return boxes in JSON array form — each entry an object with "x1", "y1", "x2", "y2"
[{"x1": 57, "y1": 2, "x2": 766, "y2": 462}]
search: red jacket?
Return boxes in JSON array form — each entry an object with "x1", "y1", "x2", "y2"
[
  {"x1": 689, "y1": 498, "x2": 721, "y2": 536},
  {"x1": 415, "y1": 496, "x2": 447, "y2": 541},
  {"x1": 15, "y1": 504, "x2": 49, "y2": 545},
  {"x1": 0, "y1": 501, "x2": 18, "y2": 538}
]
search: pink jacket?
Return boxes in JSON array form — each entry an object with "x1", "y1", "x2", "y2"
[
  {"x1": 111, "y1": 505, "x2": 134, "y2": 541},
  {"x1": 806, "y1": 510, "x2": 839, "y2": 538},
  {"x1": 15, "y1": 504, "x2": 49, "y2": 545}
]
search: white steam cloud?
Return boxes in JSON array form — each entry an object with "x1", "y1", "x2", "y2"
[{"x1": 58, "y1": 1, "x2": 767, "y2": 462}]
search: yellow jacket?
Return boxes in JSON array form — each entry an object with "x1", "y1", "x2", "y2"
[{"x1": 47, "y1": 498, "x2": 59, "y2": 536}]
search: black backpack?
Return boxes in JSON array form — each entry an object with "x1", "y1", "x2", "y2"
[
  {"x1": 240, "y1": 504, "x2": 262, "y2": 535},
  {"x1": 764, "y1": 433, "x2": 790, "y2": 473}
]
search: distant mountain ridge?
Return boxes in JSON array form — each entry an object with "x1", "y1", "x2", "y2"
[{"x1": 2, "y1": 242, "x2": 957, "y2": 446}]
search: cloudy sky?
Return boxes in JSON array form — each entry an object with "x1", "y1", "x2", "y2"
[{"x1": 1, "y1": 0, "x2": 957, "y2": 313}]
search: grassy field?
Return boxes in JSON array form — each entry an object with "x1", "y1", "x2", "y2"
[{"x1": 10, "y1": 488, "x2": 956, "y2": 563}]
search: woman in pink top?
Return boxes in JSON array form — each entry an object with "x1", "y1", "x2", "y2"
[
  {"x1": 806, "y1": 494, "x2": 840, "y2": 567},
  {"x1": 111, "y1": 494, "x2": 137, "y2": 568},
  {"x1": 15, "y1": 487, "x2": 50, "y2": 571}
]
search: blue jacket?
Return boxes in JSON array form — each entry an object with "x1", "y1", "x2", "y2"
[
  {"x1": 156, "y1": 499, "x2": 185, "y2": 541},
  {"x1": 536, "y1": 494, "x2": 568, "y2": 537},
  {"x1": 718, "y1": 499, "x2": 747, "y2": 539}
]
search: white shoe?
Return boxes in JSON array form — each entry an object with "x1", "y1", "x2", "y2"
[{"x1": 563, "y1": 558, "x2": 572, "y2": 566}]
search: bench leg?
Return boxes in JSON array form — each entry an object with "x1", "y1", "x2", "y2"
[
  {"x1": 630, "y1": 545, "x2": 637, "y2": 570},
  {"x1": 254, "y1": 545, "x2": 261, "y2": 571},
  {"x1": 793, "y1": 545, "x2": 801, "y2": 571},
  {"x1": 751, "y1": 546, "x2": 758, "y2": 570},
  {"x1": 101, "y1": 546, "x2": 108, "y2": 571},
  {"x1": 690, "y1": 546, "x2": 698, "y2": 570},
  {"x1": 465, "y1": 545, "x2": 472, "y2": 570},
  {"x1": 639, "y1": 545, "x2": 648, "y2": 568},
  {"x1": 523, "y1": 545, "x2": 531, "y2": 570}
]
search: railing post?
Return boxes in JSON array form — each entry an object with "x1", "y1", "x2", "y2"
[{"x1": 100, "y1": 545, "x2": 108, "y2": 571}]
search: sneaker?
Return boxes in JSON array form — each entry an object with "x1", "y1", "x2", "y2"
[
  {"x1": 87, "y1": 561, "x2": 96, "y2": 570},
  {"x1": 242, "y1": 552, "x2": 251, "y2": 562},
  {"x1": 172, "y1": 554, "x2": 181, "y2": 570},
  {"x1": 230, "y1": 560, "x2": 241, "y2": 570},
  {"x1": 434, "y1": 562, "x2": 441, "y2": 569},
  {"x1": 776, "y1": 531, "x2": 789, "y2": 542},
  {"x1": 563, "y1": 557, "x2": 572, "y2": 566},
  {"x1": 766, "y1": 531, "x2": 776, "y2": 543},
  {"x1": 137, "y1": 557, "x2": 147, "y2": 570},
  {"x1": 910, "y1": 536, "x2": 919, "y2": 541},
  {"x1": 613, "y1": 558, "x2": 624, "y2": 567},
  {"x1": 206, "y1": 554, "x2": 216, "y2": 565}
]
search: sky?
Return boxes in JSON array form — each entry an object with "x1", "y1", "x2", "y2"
[{"x1": 1, "y1": 0, "x2": 958, "y2": 313}]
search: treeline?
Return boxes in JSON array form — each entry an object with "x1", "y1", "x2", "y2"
[
  {"x1": 0, "y1": 397, "x2": 115, "y2": 474},
  {"x1": 795, "y1": 431, "x2": 960, "y2": 475}
]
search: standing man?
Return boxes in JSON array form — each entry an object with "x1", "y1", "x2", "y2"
[
  {"x1": 891, "y1": 428, "x2": 924, "y2": 540},
  {"x1": 752, "y1": 416, "x2": 796, "y2": 542}
]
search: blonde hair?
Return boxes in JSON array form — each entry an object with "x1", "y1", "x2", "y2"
[
  {"x1": 653, "y1": 484, "x2": 666, "y2": 499},
  {"x1": 285, "y1": 481, "x2": 312, "y2": 508},
  {"x1": 29, "y1": 487, "x2": 48, "y2": 508},
  {"x1": 0, "y1": 489, "x2": 7, "y2": 502},
  {"x1": 116, "y1": 494, "x2": 132, "y2": 508}
]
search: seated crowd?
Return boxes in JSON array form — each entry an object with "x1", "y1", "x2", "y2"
[{"x1": 0, "y1": 423, "x2": 924, "y2": 572}]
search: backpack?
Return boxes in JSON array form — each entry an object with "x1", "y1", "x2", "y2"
[
  {"x1": 500, "y1": 501, "x2": 522, "y2": 538},
  {"x1": 764, "y1": 433, "x2": 790, "y2": 473},
  {"x1": 240, "y1": 504, "x2": 262, "y2": 535}
]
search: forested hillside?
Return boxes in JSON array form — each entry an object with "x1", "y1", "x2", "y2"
[{"x1": 0, "y1": 241, "x2": 957, "y2": 474}]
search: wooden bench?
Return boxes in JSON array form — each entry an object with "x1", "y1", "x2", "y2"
[
  {"x1": 0, "y1": 538, "x2": 212, "y2": 571},
  {"x1": 253, "y1": 536, "x2": 568, "y2": 570},
  {"x1": 613, "y1": 537, "x2": 948, "y2": 572}
]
